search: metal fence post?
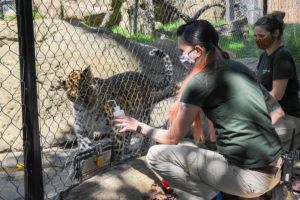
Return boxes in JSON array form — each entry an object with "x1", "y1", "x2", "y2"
[
  {"x1": 263, "y1": 0, "x2": 267, "y2": 15},
  {"x1": 134, "y1": 0, "x2": 138, "y2": 34},
  {"x1": 0, "y1": 1, "x2": 4, "y2": 19},
  {"x1": 15, "y1": 0, "x2": 44, "y2": 199},
  {"x1": 226, "y1": 0, "x2": 234, "y2": 21}
]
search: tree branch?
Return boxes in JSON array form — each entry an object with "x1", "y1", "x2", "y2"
[
  {"x1": 190, "y1": 3, "x2": 225, "y2": 22},
  {"x1": 153, "y1": 0, "x2": 191, "y2": 22},
  {"x1": 153, "y1": 1, "x2": 225, "y2": 23}
]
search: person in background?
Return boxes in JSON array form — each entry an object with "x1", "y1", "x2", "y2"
[
  {"x1": 254, "y1": 11, "x2": 300, "y2": 151},
  {"x1": 114, "y1": 20, "x2": 284, "y2": 200}
]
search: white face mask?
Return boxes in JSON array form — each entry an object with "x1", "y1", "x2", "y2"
[{"x1": 179, "y1": 54, "x2": 195, "y2": 71}]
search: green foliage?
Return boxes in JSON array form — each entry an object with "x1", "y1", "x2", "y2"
[
  {"x1": 112, "y1": 26, "x2": 159, "y2": 42},
  {"x1": 112, "y1": 26, "x2": 130, "y2": 37},
  {"x1": 0, "y1": 13, "x2": 17, "y2": 20},
  {"x1": 129, "y1": 33, "x2": 159, "y2": 42},
  {"x1": 212, "y1": 19, "x2": 227, "y2": 26},
  {"x1": 219, "y1": 24, "x2": 263, "y2": 59},
  {"x1": 157, "y1": 20, "x2": 184, "y2": 31},
  {"x1": 32, "y1": 10, "x2": 44, "y2": 19},
  {"x1": 284, "y1": 23, "x2": 300, "y2": 72},
  {"x1": 86, "y1": 18, "x2": 94, "y2": 27},
  {"x1": 0, "y1": 10, "x2": 44, "y2": 20}
]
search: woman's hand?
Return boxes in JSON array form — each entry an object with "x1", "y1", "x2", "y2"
[
  {"x1": 113, "y1": 116, "x2": 139, "y2": 133},
  {"x1": 269, "y1": 107, "x2": 285, "y2": 125}
]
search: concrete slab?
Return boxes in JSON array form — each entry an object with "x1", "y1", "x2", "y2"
[{"x1": 60, "y1": 156, "x2": 162, "y2": 200}]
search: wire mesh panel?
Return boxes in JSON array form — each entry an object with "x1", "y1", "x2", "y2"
[
  {"x1": 1, "y1": 0, "x2": 300, "y2": 199},
  {"x1": 32, "y1": 0, "x2": 184, "y2": 197},
  {"x1": 0, "y1": 0, "x2": 25, "y2": 199}
]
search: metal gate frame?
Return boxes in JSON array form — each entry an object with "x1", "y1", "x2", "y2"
[{"x1": 15, "y1": 0, "x2": 43, "y2": 199}]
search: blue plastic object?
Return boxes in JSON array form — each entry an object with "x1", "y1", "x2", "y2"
[{"x1": 216, "y1": 192, "x2": 224, "y2": 200}]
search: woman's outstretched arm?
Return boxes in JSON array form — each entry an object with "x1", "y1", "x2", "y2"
[{"x1": 113, "y1": 103, "x2": 200, "y2": 144}]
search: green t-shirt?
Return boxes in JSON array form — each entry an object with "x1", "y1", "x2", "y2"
[
  {"x1": 181, "y1": 60, "x2": 283, "y2": 169},
  {"x1": 257, "y1": 46, "x2": 300, "y2": 118}
]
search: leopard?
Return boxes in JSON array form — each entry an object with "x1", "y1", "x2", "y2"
[{"x1": 61, "y1": 48, "x2": 175, "y2": 166}]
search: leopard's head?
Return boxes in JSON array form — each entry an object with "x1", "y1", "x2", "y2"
[{"x1": 61, "y1": 67, "x2": 94, "y2": 104}]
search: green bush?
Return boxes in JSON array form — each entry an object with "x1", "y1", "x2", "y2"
[{"x1": 284, "y1": 23, "x2": 300, "y2": 72}]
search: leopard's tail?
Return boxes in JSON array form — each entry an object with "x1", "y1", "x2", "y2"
[
  {"x1": 148, "y1": 48, "x2": 177, "y2": 102},
  {"x1": 148, "y1": 48, "x2": 173, "y2": 88}
]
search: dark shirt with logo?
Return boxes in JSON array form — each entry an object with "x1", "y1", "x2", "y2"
[{"x1": 257, "y1": 46, "x2": 300, "y2": 118}]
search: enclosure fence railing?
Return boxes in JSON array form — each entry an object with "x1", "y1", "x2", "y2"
[{"x1": 16, "y1": 0, "x2": 43, "y2": 199}]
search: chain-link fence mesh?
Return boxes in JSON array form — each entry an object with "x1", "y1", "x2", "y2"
[
  {"x1": 1, "y1": 0, "x2": 300, "y2": 199},
  {"x1": 0, "y1": 0, "x2": 24, "y2": 199}
]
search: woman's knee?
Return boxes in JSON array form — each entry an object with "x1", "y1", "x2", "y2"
[
  {"x1": 146, "y1": 144, "x2": 168, "y2": 167},
  {"x1": 275, "y1": 118, "x2": 295, "y2": 142}
]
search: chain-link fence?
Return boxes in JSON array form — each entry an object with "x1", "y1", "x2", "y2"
[{"x1": 1, "y1": 0, "x2": 300, "y2": 199}]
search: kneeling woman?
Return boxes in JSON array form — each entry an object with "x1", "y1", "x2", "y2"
[{"x1": 114, "y1": 20, "x2": 283, "y2": 199}]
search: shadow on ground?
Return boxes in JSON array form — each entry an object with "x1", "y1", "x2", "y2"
[{"x1": 60, "y1": 156, "x2": 162, "y2": 200}]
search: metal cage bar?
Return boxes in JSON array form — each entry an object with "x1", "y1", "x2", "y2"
[{"x1": 15, "y1": 0, "x2": 43, "y2": 199}]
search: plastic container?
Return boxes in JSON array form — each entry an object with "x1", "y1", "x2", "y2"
[{"x1": 107, "y1": 100, "x2": 125, "y2": 116}]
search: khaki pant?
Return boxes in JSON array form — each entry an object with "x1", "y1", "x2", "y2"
[
  {"x1": 275, "y1": 114, "x2": 300, "y2": 151},
  {"x1": 146, "y1": 144, "x2": 281, "y2": 200}
]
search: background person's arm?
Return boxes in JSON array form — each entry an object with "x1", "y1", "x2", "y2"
[
  {"x1": 270, "y1": 79, "x2": 289, "y2": 101},
  {"x1": 260, "y1": 84, "x2": 285, "y2": 125}
]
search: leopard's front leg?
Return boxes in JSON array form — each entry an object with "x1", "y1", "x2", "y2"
[
  {"x1": 67, "y1": 114, "x2": 94, "y2": 180},
  {"x1": 110, "y1": 126, "x2": 124, "y2": 161},
  {"x1": 73, "y1": 117, "x2": 93, "y2": 151}
]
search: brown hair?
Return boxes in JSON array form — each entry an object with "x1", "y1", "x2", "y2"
[{"x1": 254, "y1": 11, "x2": 286, "y2": 40}]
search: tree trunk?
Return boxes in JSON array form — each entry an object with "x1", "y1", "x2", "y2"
[
  {"x1": 101, "y1": 0, "x2": 123, "y2": 28},
  {"x1": 127, "y1": 0, "x2": 155, "y2": 36},
  {"x1": 226, "y1": 0, "x2": 234, "y2": 21}
]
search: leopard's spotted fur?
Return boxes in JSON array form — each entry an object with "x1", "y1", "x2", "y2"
[{"x1": 61, "y1": 48, "x2": 175, "y2": 162}]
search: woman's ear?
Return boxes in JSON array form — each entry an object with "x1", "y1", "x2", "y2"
[
  {"x1": 273, "y1": 29, "x2": 280, "y2": 39},
  {"x1": 194, "y1": 45, "x2": 203, "y2": 58}
]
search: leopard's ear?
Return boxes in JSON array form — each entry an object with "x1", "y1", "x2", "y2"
[
  {"x1": 82, "y1": 66, "x2": 93, "y2": 80},
  {"x1": 60, "y1": 80, "x2": 67, "y2": 90}
]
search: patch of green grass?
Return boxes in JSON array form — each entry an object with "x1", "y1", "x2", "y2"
[
  {"x1": 1, "y1": 14, "x2": 17, "y2": 20},
  {"x1": 212, "y1": 19, "x2": 227, "y2": 26},
  {"x1": 112, "y1": 26, "x2": 159, "y2": 42},
  {"x1": 157, "y1": 20, "x2": 184, "y2": 31},
  {"x1": 112, "y1": 26, "x2": 130, "y2": 37},
  {"x1": 32, "y1": 10, "x2": 44, "y2": 19},
  {"x1": 0, "y1": 10, "x2": 44, "y2": 20},
  {"x1": 129, "y1": 34, "x2": 159, "y2": 42}
]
